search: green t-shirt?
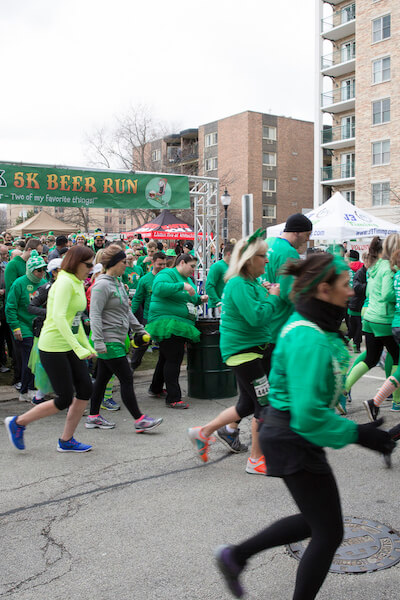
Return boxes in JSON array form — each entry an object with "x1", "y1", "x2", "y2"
[
  {"x1": 261, "y1": 237, "x2": 299, "y2": 343},
  {"x1": 5, "y1": 274, "x2": 46, "y2": 337},
  {"x1": 131, "y1": 271, "x2": 155, "y2": 320},
  {"x1": 205, "y1": 259, "x2": 228, "y2": 308},
  {"x1": 122, "y1": 265, "x2": 143, "y2": 290},
  {"x1": 4, "y1": 255, "x2": 26, "y2": 295}
]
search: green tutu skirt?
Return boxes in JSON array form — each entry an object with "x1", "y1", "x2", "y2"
[
  {"x1": 146, "y1": 318, "x2": 200, "y2": 343},
  {"x1": 28, "y1": 337, "x2": 54, "y2": 394}
]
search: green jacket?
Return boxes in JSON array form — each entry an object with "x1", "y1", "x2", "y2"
[
  {"x1": 148, "y1": 267, "x2": 202, "y2": 324},
  {"x1": 268, "y1": 313, "x2": 358, "y2": 448},
  {"x1": 364, "y1": 258, "x2": 395, "y2": 325},
  {"x1": 392, "y1": 270, "x2": 400, "y2": 328},
  {"x1": 6, "y1": 274, "x2": 46, "y2": 337},
  {"x1": 4, "y1": 255, "x2": 26, "y2": 295},
  {"x1": 262, "y1": 237, "x2": 299, "y2": 343},
  {"x1": 38, "y1": 270, "x2": 93, "y2": 359},
  {"x1": 220, "y1": 275, "x2": 279, "y2": 362},
  {"x1": 131, "y1": 271, "x2": 155, "y2": 320},
  {"x1": 205, "y1": 259, "x2": 228, "y2": 308}
]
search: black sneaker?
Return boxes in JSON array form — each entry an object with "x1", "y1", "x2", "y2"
[
  {"x1": 363, "y1": 399, "x2": 380, "y2": 421},
  {"x1": 214, "y1": 545, "x2": 244, "y2": 599},
  {"x1": 216, "y1": 426, "x2": 248, "y2": 453}
]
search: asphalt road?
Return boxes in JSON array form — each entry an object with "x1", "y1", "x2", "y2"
[{"x1": 1, "y1": 363, "x2": 400, "y2": 600}]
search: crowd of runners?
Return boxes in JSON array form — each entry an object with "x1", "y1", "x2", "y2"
[{"x1": 3, "y1": 217, "x2": 400, "y2": 598}]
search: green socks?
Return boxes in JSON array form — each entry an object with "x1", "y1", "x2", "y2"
[{"x1": 345, "y1": 361, "x2": 369, "y2": 392}]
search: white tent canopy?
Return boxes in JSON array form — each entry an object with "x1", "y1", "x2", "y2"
[{"x1": 267, "y1": 192, "x2": 400, "y2": 241}]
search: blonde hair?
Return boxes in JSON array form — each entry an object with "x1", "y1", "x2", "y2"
[
  {"x1": 100, "y1": 244, "x2": 124, "y2": 269},
  {"x1": 225, "y1": 237, "x2": 267, "y2": 281},
  {"x1": 382, "y1": 234, "x2": 400, "y2": 261},
  {"x1": 94, "y1": 248, "x2": 104, "y2": 265}
]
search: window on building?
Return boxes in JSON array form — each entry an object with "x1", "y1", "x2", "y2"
[
  {"x1": 262, "y1": 126, "x2": 276, "y2": 141},
  {"x1": 372, "y1": 140, "x2": 390, "y2": 165},
  {"x1": 372, "y1": 181, "x2": 390, "y2": 205},
  {"x1": 372, "y1": 98, "x2": 390, "y2": 124},
  {"x1": 341, "y1": 115, "x2": 355, "y2": 138},
  {"x1": 205, "y1": 157, "x2": 218, "y2": 171},
  {"x1": 151, "y1": 149, "x2": 161, "y2": 161},
  {"x1": 341, "y1": 40, "x2": 355, "y2": 62},
  {"x1": 263, "y1": 152, "x2": 276, "y2": 166},
  {"x1": 263, "y1": 179, "x2": 276, "y2": 192},
  {"x1": 205, "y1": 132, "x2": 218, "y2": 147},
  {"x1": 372, "y1": 14, "x2": 391, "y2": 43},
  {"x1": 54, "y1": 206, "x2": 64, "y2": 214},
  {"x1": 373, "y1": 57, "x2": 390, "y2": 83},
  {"x1": 341, "y1": 78, "x2": 355, "y2": 101},
  {"x1": 343, "y1": 190, "x2": 355, "y2": 205},
  {"x1": 262, "y1": 205, "x2": 276, "y2": 220}
]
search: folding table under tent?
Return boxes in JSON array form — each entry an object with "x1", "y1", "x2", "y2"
[{"x1": 266, "y1": 192, "x2": 400, "y2": 241}]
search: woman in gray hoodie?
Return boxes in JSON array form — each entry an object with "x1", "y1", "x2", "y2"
[{"x1": 87, "y1": 245, "x2": 162, "y2": 433}]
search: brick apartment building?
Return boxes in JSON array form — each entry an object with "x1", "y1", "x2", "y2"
[
  {"x1": 150, "y1": 110, "x2": 314, "y2": 239},
  {"x1": 315, "y1": 0, "x2": 400, "y2": 221}
]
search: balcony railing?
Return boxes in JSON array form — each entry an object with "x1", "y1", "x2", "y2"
[
  {"x1": 321, "y1": 123, "x2": 355, "y2": 144},
  {"x1": 321, "y1": 164, "x2": 355, "y2": 181},
  {"x1": 321, "y1": 45, "x2": 355, "y2": 70},
  {"x1": 321, "y1": 83, "x2": 355, "y2": 107},
  {"x1": 321, "y1": 3, "x2": 355, "y2": 33}
]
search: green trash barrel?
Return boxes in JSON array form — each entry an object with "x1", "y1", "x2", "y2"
[{"x1": 187, "y1": 318, "x2": 237, "y2": 399}]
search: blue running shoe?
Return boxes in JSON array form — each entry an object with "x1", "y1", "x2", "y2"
[
  {"x1": 100, "y1": 397, "x2": 120, "y2": 411},
  {"x1": 5, "y1": 416, "x2": 25, "y2": 450},
  {"x1": 390, "y1": 402, "x2": 400, "y2": 413},
  {"x1": 57, "y1": 437, "x2": 92, "y2": 453}
]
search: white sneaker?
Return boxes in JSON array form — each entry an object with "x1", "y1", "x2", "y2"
[
  {"x1": 19, "y1": 393, "x2": 29, "y2": 402},
  {"x1": 28, "y1": 390, "x2": 37, "y2": 400},
  {"x1": 0, "y1": 365, "x2": 10, "y2": 373}
]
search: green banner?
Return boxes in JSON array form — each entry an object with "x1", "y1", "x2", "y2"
[{"x1": 0, "y1": 162, "x2": 190, "y2": 210}]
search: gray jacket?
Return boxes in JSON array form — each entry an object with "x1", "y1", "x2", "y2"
[{"x1": 90, "y1": 274, "x2": 145, "y2": 354}]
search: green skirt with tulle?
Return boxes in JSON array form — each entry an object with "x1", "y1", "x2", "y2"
[{"x1": 146, "y1": 318, "x2": 200, "y2": 343}]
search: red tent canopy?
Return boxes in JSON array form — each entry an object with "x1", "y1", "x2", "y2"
[{"x1": 122, "y1": 210, "x2": 194, "y2": 240}]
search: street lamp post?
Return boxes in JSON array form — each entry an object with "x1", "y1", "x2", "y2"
[{"x1": 220, "y1": 187, "x2": 231, "y2": 246}]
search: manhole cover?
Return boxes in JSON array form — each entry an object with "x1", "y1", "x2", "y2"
[{"x1": 287, "y1": 516, "x2": 400, "y2": 573}]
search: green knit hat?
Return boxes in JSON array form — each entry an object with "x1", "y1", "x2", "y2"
[{"x1": 26, "y1": 250, "x2": 47, "y2": 274}]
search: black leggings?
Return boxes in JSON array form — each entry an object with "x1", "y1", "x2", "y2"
[
  {"x1": 233, "y1": 469, "x2": 343, "y2": 600},
  {"x1": 364, "y1": 332, "x2": 399, "y2": 368},
  {"x1": 90, "y1": 356, "x2": 142, "y2": 419},
  {"x1": 39, "y1": 350, "x2": 92, "y2": 410},
  {"x1": 234, "y1": 348, "x2": 270, "y2": 420},
  {"x1": 151, "y1": 336, "x2": 186, "y2": 404}
]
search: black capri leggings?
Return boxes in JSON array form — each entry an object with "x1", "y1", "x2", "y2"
[
  {"x1": 90, "y1": 355, "x2": 142, "y2": 419},
  {"x1": 234, "y1": 347, "x2": 270, "y2": 420},
  {"x1": 364, "y1": 332, "x2": 399, "y2": 369},
  {"x1": 233, "y1": 469, "x2": 343, "y2": 600},
  {"x1": 39, "y1": 350, "x2": 92, "y2": 410}
]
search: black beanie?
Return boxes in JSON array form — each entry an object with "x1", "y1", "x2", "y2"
[
  {"x1": 349, "y1": 249, "x2": 359, "y2": 260},
  {"x1": 284, "y1": 213, "x2": 313, "y2": 233}
]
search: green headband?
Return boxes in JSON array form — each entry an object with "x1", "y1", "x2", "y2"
[
  {"x1": 297, "y1": 255, "x2": 349, "y2": 298},
  {"x1": 244, "y1": 228, "x2": 266, "y2": 251}
]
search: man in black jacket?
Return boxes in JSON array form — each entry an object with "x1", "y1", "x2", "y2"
[{"x1": 347, "y1": 252, "x2": 367, "y2": 352}]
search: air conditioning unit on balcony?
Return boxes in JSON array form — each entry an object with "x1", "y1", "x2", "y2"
[
  {"x1": 265, "y1": 192, "x2": 273, "y2": 197},
  {"x1": 265, "y1": 166, "x2": 274, "y2": 171},
  {"x1": 266, "y1": 139, "x2": 274, "y2": 144}
]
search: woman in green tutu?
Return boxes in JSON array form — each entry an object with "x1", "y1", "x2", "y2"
[{"x1": 146, "y1": 253, "x2": 208, "y2": 409}]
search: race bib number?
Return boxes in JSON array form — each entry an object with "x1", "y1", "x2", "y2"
[{"x1": 252, "y1": 374, "x2": 270, "y2": 406}]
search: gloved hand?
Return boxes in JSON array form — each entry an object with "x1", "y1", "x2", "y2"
[
  {"x1": 357, "y1": 418, "x2": 396, "y2": 454},
  {"x1": 131, "y1": 333, "x2": 151, "y2": 348}
]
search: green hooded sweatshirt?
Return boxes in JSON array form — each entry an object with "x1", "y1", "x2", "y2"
[
  {"x1": 364, "y1": 258, "x2": 395, "y2": 325},
  {"x1": 6, "y1": 274, "x2": 45, "y2": 337}
]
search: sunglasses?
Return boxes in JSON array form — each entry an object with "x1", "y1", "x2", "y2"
[
  {"x1": 83, "y1": 262, "x2": 93, "y2": 268},
  {"x1": 36, "y1": 267, "x2": 46, "y2": 272}
]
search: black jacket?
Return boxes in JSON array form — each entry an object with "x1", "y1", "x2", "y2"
[{"x1": 348, "y1": 265, "x2": 367, "y2": 313}]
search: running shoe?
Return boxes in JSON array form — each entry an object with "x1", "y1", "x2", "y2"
[
  {"x1": 214, "y1": 544, "x2": 245, "y2": 599},
  {"x1": 390, "y1": 402, "x2": 400, "y2": 412},
  {"x1": 364, "y1": 399, "x2": 380, "y2": 422},
  {"x1": 100, "y1": 397, "x2": 120, "y2": 411},
  {"x1": 216, "y1": 426, "x2": 248, "y2": 453},
  {"x1": 336, "y1": 396, "x2": 347, "y2": 415},
  {"x1": 31, "y1": 396, "x2": 46, "y2": 406},
  {"x1": 0, "y1": 365, "x2": 10, "y2": 373},
  {"x1": 245, "y1": 456, "x2": 266, "y2": 475},
  {"x1": 167, "y1": 401, "x2": 189, "y2": 409},
  {"x1": 134, "y1": 415, "x2": 163, "y2": 433},
  {"x1": 13, "y1": 382, "x2": 22, "y2": 391},
  {"x1": 5, "y1": 416, "x2": 25, "y2": 450},
  {"x1": 28, "y1": 390, "x2": 37, "y2": 400},
  {"x1": 85, "y1": 414, "x2": 116, "y2": 429},
  {"x1": 57, "y1": 438, "x2": 92, "y2": 452},
  {"x1": 188, "y1": 426, "x2": 213, "y2": 463},
  {"x1": 148, "y1": 388, "x2": 167, "y2": 398},
  {"x1": 18, "y1": 393, "x2": 29, "y2": 403}
]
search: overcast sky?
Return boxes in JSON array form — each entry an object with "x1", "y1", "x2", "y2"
[{"x1": 1, "y1": 0, "x2": 316, "y2": 169}]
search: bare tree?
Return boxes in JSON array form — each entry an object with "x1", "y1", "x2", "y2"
[{"x1": 84, "y1": 104, "x2": 174, "y2": 230}]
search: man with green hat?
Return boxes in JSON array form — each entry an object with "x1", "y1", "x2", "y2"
[{"x1": 5, "y1": 250, "x2": 47, "y2": 402}]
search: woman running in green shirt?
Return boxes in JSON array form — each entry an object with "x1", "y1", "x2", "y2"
[
  {"x1": 5, "y1": 245, "x2": 96, "y2": 453},
  {"x1": 214, "y1": 253, "x2": 395, "y2": 600}
]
